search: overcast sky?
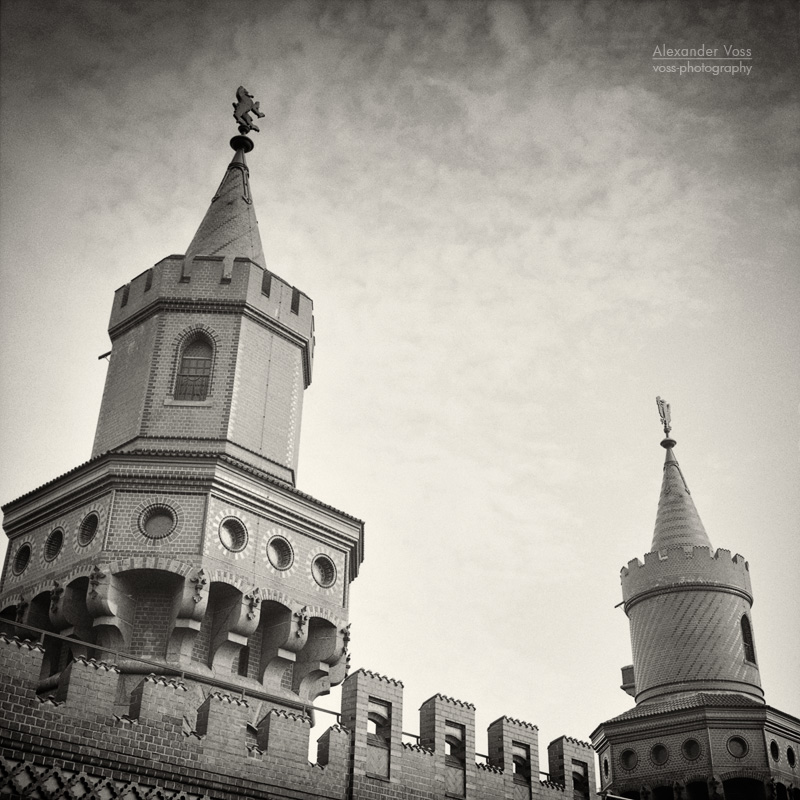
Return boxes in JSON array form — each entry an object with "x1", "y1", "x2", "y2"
[{"x1": 1, "y1": 0, "x2": 798, "y2": 757}]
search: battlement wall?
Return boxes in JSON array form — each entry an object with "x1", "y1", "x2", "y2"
[
  {"x1": 0, "y1": 639, "x2": 595, "y2": 800},
  {"x1": 621, "y1": 546, "x2": 751, "y2": 606},
  {"x1": 109, "y1": 256, "x2": 313, "y2": 347}
]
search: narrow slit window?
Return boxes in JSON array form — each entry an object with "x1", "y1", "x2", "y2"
[
  {"x1": 175, "y1": 338, "x2": 212, "y2": 401},
  {"x1": 512, "y1": 742, "x2": 531, "y2": 784},
  {"x1": 741, "y1": 615, "x2": 756, "y2": 663}
]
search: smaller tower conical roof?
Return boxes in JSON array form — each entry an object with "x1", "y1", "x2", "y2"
[
  {"x1": 185, "y1": 137, "x2": 265, "y2": 267},
  {"x1": 650, "y1": 437, "x2": 712, "y2": 552}
]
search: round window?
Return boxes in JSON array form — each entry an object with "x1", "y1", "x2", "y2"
[
  {"x1": 682, "y1": 739, "x2": 701, "y2": 761},
  {"x1": 619, "y1": 749, "x2": 638, "y2": 770},
  {"x1": 140, "y1": 505, "x2": 177, "y2": 540},
  {"x1": 603, "y1": 758, "x2": 609, "y2": 778},
  {"x1": 727, "y1": 736, "x2": 749, "y2": 759},
  {"x1": 12, "y1": 544, "x2": 31, "y2": 575},
  {"x1": 44, "y1": 528, "x2": 64, "y2": 561},
  {"x1": 770, "y1": 741, "x2": 780, "y2": 762},
  {"x1": 78, "y1": 513, "x2": 99, "y2": 545},
  {"x1": 787, "y1": 746, "x2": 796, "y2": 768},
  {"x1": 267, "y1": 536, "x2": 293, "y2": 570},
  {"x1": 651, "y1": 744, "x2": 669, "y2": 766},
  {"x1": 219, "y1": 517, "x2": 248, "y2": 552},
  {"x1": 312, "y1": 555, "x2": 336, "y2": 588}
]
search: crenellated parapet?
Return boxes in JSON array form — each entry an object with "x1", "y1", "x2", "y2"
[
  {"x1": 0, "y1": 634, "x2": 598, "y2": 800},
  {"x1": 621, "y1": 546, "x2": 752, "y2": 608},
  {"x1": 108, "y1": 255, "x2": 314, "y2": 384},
  {"x1": 547, "y1": 736, "x2": 596, "y2": 795}
]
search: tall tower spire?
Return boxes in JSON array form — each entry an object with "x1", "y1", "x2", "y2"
[
  {"x1": 185, "y1": 87, "x2": 268, "y2": 265},
  {"x1": 184, "y1": 142, "x2": 265, "y2": 267},
  {"x1": 651, "y1": 397, "x2": 711, "y2": 551}
]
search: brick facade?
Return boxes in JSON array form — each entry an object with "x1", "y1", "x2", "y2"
[{"x1": 0, "y1": 647, "x2": 595, "y2": 800}]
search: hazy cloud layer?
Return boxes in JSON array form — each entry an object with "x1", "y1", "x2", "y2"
[{"x1": 1, "y1": 0, "x2": 798, "y2": 746}]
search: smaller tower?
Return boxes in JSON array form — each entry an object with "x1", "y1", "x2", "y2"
[
  {"x1": 591, "y1": 400, "x2": 800, "y2": 800},
  {"x1": 621, "y1": 399, "x2": 762, "y2": 705}
]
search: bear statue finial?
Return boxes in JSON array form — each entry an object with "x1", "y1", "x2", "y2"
[{"x1": 233, "y1": 86, "x2": 265, "y2": 134}]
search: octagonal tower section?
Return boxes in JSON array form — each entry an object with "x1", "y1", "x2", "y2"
[
  {"x1": 1, "y1": 133, "x2": 363, "y2": 715},
  {"x1": 92, "y1": 141, "x2": 314, "y2": 487}
]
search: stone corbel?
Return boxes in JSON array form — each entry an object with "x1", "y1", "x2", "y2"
[
  {"x1": 166, "y1": 568, "x2": 209, "y2": 664},
  {"x1": 14, "y1": 595, "x2": 28, "y2": 623},
  {"x1": 292, "y1": 619, "x2": 347, "y2": 702},
  {"x1": 85, "y1": 564, "x2": 131, "y2": 654},
  {"x1": 258, "y1": 602, "x2": 308, "y2": 690},
  {"x1": 49, "y1": 580, "x2": 95, "y2": 659},
  {"x1": 208, "y1": 587, "x2": 261, "y2": 674},
  {"x1": 326, "y1": 623, "x2": 351, "y2": 687}
]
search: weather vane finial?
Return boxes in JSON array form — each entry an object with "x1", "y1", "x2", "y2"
[
  {"x1": 656, "y1": 396, "x2": 671, "y2": 436},
  {"x1": 656, "y1": 396, "x2": 676, "y2": 448},
  {"x1": 232, "y1": 86, "x2": 265, "y2": 135}
]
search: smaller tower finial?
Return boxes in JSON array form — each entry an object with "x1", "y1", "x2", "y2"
[
  {"x1": 656, "y1": 395, "x2": 676, "y2": 449},
  {"x1": 230, "y1": 86, "x2": 264, "y2": 153}
]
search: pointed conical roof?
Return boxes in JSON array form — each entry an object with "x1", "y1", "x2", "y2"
[
  {"x1": 185, "y1": 141, "x2": 265, "y2": 266},
  {"x1": 650, "y1": 439, "x2": 712, "y2": 551}
]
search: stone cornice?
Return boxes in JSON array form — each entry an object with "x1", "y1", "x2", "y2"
[{"x1": 1, "y1": 449, "x2": 364, "y2": 579}]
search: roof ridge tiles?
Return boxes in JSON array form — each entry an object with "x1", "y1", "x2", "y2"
[
  {"x1": 434, "y1": 693, "x2": 476, "y2": 709},
  {"x1": 499, "y1": 716, "x2": 537, "y2": 730},
  {"x1": 354, "y1": 668, "x2": 404, "y2": 687}
]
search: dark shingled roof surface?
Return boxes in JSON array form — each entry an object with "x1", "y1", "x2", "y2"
[{"x1": 608, "y1": 692, "x2": 763, "y2": 722}]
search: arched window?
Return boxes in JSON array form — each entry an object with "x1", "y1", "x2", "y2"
[
  {"x1": 175, "y1": 338, "x2": 212, "y2": 401},
  {"x1": 741, "y1": 615, "x2": 756, "y2": 663}
]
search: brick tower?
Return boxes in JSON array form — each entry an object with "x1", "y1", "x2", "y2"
[
  {"x1": 0, "y1": 91, "x2": 626, "y2": 800},
  {"x1": 0, "y1": 117, "x2": 364, "y2": 714},
  {"x1": 591, "y1": 401, "x2": 800, "y2": 800}
]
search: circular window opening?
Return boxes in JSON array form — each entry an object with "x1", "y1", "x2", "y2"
[
  {"x1": 770, "y1": 741, "x2": 780, "y2": 762},
  {"x1": 682, "y1": 739, "x2": 701, "y2": 761},
  {"x1": 620, "y1": 749, "x2": 638, "y2": 770},
  {"x1": 727, "y1": 736, "x2": 749, "y2": 759},
  {"x1": 140, "y1": 505, "x2": 177, "y2": 540},
  {"x1": 78, "y1": 513, "x2": 99, "y2": 545},
  {"x1": 312, "y1": 555, "x2": 336, "y2": 588},
  {"x1": 219, "y1": 517, "x2": 248, "y2": 552},
  {"x1": 267, "y1": 536, "x2": 293, "y2": 570},
  {"x1": 603, "y1": 758, "x2": 609, "y2": 778},
  {"x1": 788, "y1": 746, "x2": 796, "y2": 768},
  {"x1": 44, "y1": 528, "x2": 64, "y2": 561},
  {"x1": 12, "y1": 544, "x2": 31, "y2": 575},
  {"x1": 651, "y1": 744, "x2": 669, "y2": 766}
]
